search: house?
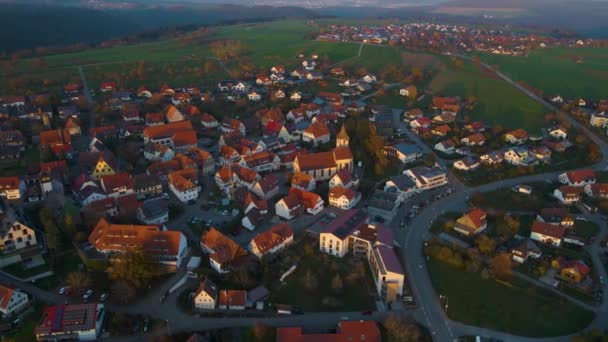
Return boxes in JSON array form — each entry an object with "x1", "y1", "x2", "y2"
[
  {"x1": 168, "y1": 168, "x2": 199, "y2": 203},
  {"x1": 193, "y1": 279, "x2": 218, "y2": 310},
  {"x1": 0, "y1": 176, "x2": 22, "y2": 200},
  {"x1": 434, "y1": 140, "x2": 456, "y2": 155},
  {"x1": 270, "y1": 66, "x2": 285, "y2": 74},
  {"x1": 410, "y1": 116, "x2": 431, "y2": 129},
  {"x1": 165, "y1": 105, "x2": 185, "y2": 123},
  {"x1": 248, "y1": 222, "x2": 294, "y2": 259},
  {"x1": 432, "y1": 112, "x2": 456, "y2": 124},
  {"x1": 200, "y1": 228, "x2": 247, "y2": 273},
  {"x1": 34, "y1": 303, "x2": 105, "y2": 341},
  {"x1": 504, "y1": 129, "x2": 529, "y2": 145},
  {"x1": 404, "y1": 165, "x2": 448, "y2": 191},
  {"x1": 553, "y1": 258, "x2": 591, "y2": 284},
  {"x1": 291, "y1": 172, "x2": 315, "y2": 191},
  {"x1": 328, "y1": 186, "x2": 361, "y2": 210},
  {"x1": 431, "y1": 124, "x2": 451, "y2": 137},
  {"x1": 0, "y1": 221, "x2": 38, "y2": 259},
  {"x1": 290, "y1": 92, "x2": 302, "y2": 102},
  {"x1": 0, "y1": 284, "x2": 29, "y2": 317},
  {"x1": 39, "y1": 129, "x2": 72, "y2": 157},
  {"x1": 480, "y1": 151, "x2": 504, "y2": 166},
  {"x1": 275, "y1": 192, "x2": 304, "y2": 220},
  {"x1": 461, "y1": 133, "x2": 486, "y2": 147},
  {"x1": 218, "y1": 290, "x2": 247, "y2": 310},
  {"x1": 549, "y1": 126, "x2": 568, "y2": 140},
  {"x1": 511, "y1": 239, "x2": 542, "y2": 263},
  {"x1": 291, "y1": 188, "x2": 324, "y2": 215},
  {"x1": 464, "y1": 121, "x2": 486, "y2": 133},
  {"x1": 277, "y1": 321, "x2": 381, "y2": 342},
  {"x1": 100, "y1": 173, "x2": 134, "y2": 198},
  {"x1": 251, "y1": 175, "x2": 279, "y2": 200},
  {"x1": 530, "y1": 220, "x2": 566, "y2": 247},
  {"x1": 554, "y1": 186, "x2": 582, "y2": 205},
  {"x1": 200, "y1": 113, "x2": 219, "y2": 129},
  {"x1": 432, "y1": 96, "x2": 461, "y2": 113},
  {"x1": 143, "y1": 121, "x2": 197, "y2": 152},
  {"x1": 361, "y1": 74, "x2": 377, "y2": 83},
  {"x1": 384, "y1": 175, "x2": 417, "y2": 202},
  {"x1": 302, "y1": 121, "x2": 330, "y2": 145},
  {"x1": 399, "y1": 88, "x2": 410, "y2": 97},
  {"x1": 89, "y1": 218, "x2": 188, "y2": 267},
  {"x1": 133, "y1": 173, "x2": 163, "y2": 198},
  {"x1": 317, "y1": 92, "x2": 343, "y2": 106},
  {"x1": 247, "y1": 91, "x2": 262, "y2": 101},
  {"x1": 293, "y1": 146, "x2": 353, "y2": 181},
  {"x1": 329, "y1": 169, "x2": 358, "y2": 190},
  {"x1": 536, "y1": 208, "x2": 574, "y2": 227},
  {"x1": 584, "y1": 183, "x2": 608, "y2": 199},
  {"x1": 145, "y1": 112, "x2": 164, "y2": 127},
  {"x1": 64, "y1": 117, "x2": 82, "y2": 136},
  {"x1": 137, "y1": 86, "x2": 152, "y2": 98},
  {"x1": 384, "y1": 142, "x2": 423, "y2": 164},
  {"x1": 137, "y1": 197, "x2": 169, "y2": 225},
  {"x1": 100, "y1": 81, "x2": 116, "y2": 93},
  {"x1": 551, "y1": 95, "x2": 564, "y2": 104},
  {"x1": 221, "y1": 118, "x2": 246, "y2": 136},
  {"x1": 318, "y1": 210, "x2": 404, "y2": 302},
  {"x1": 453, "y1": 157, "x2": 480, "y2": 171},
  {"x1": 403, "y1": 108, "x2": 423, "y2": 122},
  {"x1": 558, "y1": 169, "x2": 596, "y2": 187},
  {"x1": 530, "y1": 146, "x2": 552, "y2": 164},
  {"x1": 589, "y1": 112, "x2": 608, "y2": 128},
  {"x1": 453, "y1": 208, "x2": 487, "y2": 236},
  {"x1": 367, "y1": 190, "x2": 400, "y2": 223},
  {"x1": 239, "y1": 151, "x2": 281, "y2": 173},
  {"x1": 504, "y1": 147, "x2": 537, "y2": 166},
  {"x1": 187, "y1": 147, "x2": 215, "y2": 175}
]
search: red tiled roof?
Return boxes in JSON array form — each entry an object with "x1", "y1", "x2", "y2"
[
  {"x1": 251, "y1": 222, "x2": 293, "y2": 255},
  {"x1": 329, "y1": 186, "x2": 358, "y2": 201},
  {"x1": 218, "y1": 290, "x2": 247, "y2": 307},
  {"x1": 101, "y1": 173, "x2": 133, "y2": 193},
  {"x1": 565, "y1": 169, "x2": 595, "y2": 184},
  {"x1": 304, "y1": 121, "x2": 330, "y2": 138},
  {"x1": 532, "y1": 220, "x2": 566, "y2": 239},
  {"x1": 201, "y1": 228, "x2": 247, "y2": 265}
]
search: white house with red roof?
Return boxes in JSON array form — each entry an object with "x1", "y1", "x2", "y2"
[
  {"x1": 302, "y1": 121, "x2": 330, "y2": 146},
  {"x1": 100, "y1": 173, "x2": 134, "y2": 199},
  {"x1": 554, "y1": 186, "x2": 582, "y2": 205},
  {"x1": 453, "y1": 208, "x2": 487, "y2": 236},
  {"x1": 329, "y1": 169, "x2": 358, "y2": 189},
  {"x1": 248, "y1": 223, "x2": 294, "y2": 259},
  {"x1": 201, "y1": 113, "x2": 219, "y2": 128},
  {"x1": 328, "y1": 186, "x2": 361, "y2": 210},
  {"x1": 584, "y1": 183, "x2": 608, "y2": 199},
  {"x1": 530, "y1": 220, "x2": 565, "y2": 247},
  {"x1": 0, "y1": 284, "x2": 29, "y2": 317},
  {"x1": 558, "y1": 169, "x2": 596, "y2": 187}
]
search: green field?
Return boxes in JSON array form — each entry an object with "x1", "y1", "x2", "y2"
[
  {"x1": 482, "y1": 47, "x2": 608, "y2": 100},
  {"x1": 428, "y1": 260, "x2": 595, "y2": 337},
  {"x1": 430, "y1": 55, "x2": 546, "y2": 131}
]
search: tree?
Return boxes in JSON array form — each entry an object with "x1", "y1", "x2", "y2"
[
  {"x1": 63, "y1": 214, "x2": 77, "y2": 237},
  {"x1": 383, "y1": 313, "x2": 423, "y2": 342},
  {"x1": 67, "y1": 271, "x2": 92, "y2": 294},
  {"x1": 497, "y1": 215, "x2": 520, "y2": 240},
  {"x1": 40, "y1": 208, "x2": 62, "y2": 264},
  {"x1": 490, "y1": 252, "x2": 513, "y2": 280},
  {"x1": 111, "y1": 280, "x2": 136, "y2": 304},
  {"x1": 251, "y1": 322, "x2": 273, "y2": 342},
  {"x1": 331, "y1": 274, "x2": 343, "y2": 292},
  {"x1": 107, "y1": 248, "x2": 155, "y2": 289},
  {"x1": 302, "y1": 270, "x2": 318, "y2": 291},
  {"x1": 476, "y1": 235, "x2": 496, "y2": 256},
  {"x1": 423, "y1": 153, "x2": 436, "y2": 167}
]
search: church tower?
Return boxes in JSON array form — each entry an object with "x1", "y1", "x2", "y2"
[{"x1": 336, "y1": 125, "x2": 349, "y2": 147}]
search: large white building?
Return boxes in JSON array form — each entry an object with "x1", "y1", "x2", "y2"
[
  {"x1": 318, "y1": 209, "x2": 405, "y2": 303},
  {"x1": 404, "y1": 165, "x2": 448, "y2": 191},
  {"x1": 0, "y1": 284, "x2": 29, "y2": 317},
  {"x1": 35, "y1": 303, "x2": 105, "y2": 341}
]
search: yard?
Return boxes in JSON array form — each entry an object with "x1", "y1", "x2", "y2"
[
  {"x1": 428, "y1": 259, "x2": 595, "y2": 337},
  {"x1": 482, "y1": 47, "x2": 608, "y2": 100},
  {"x1": 267, "y1": 238, "x2": 377, "y2": 312}
]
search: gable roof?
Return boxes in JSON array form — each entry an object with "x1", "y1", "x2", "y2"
[
  {"x1": 200, "y1": 228, "x2": 247, "y2": 265},
  {"x1": 218, "y1": 290, "x2": 247, "y2": 307},
  {"x1": 565, "y1": 169, "x2": 595, "y2": 184},
  {"x1": 251, "y1": 222, "x2": 293, "y2": 255},
  {"x1": 531, "y1": 220, "x2": 566, "y2": 239}
]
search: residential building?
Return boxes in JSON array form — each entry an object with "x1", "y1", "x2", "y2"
[
  {"x1": 100, "y1": 173, "x2": 134, "y2": 199},
  {"x1": 530, "y1": 220, "x2": 565, "y2": 247},
  {"x1": 193, "y1": 279, "x2": 218, "y2": 310},
  {"x1": 291, "y1": 172, "x2": 315, "y2": 191},
  {"x1": 480, "y1": 151, "x2": 504, "y2": 166},
  {"x1": 0, "y1": 221, "x2": 38, "y2": 257},
  {"x1": 328, "y1": 186, "x2": 361, "y2": 210},
  {"x1": 200, "y1": 228, "x2": 247, "y2": 273},
  {"x1": 558, "y1": 169, "x2": 596, "y2": 187},
  {"x1": 461, "y1": 133, "x2": 486, "y2": 146},
  {"x1": 133, "y1": 173, "x2": 163, "y2": 198},
  {"x1": 536, "y1": 208, "x2": 574, "y2": 227},
  {"x1": 367, "y1": 190, "x2": 400, "y2": 222},
  {"x1": 277, "y1": 321, "x2": 381, "y2": 342},
  {"x1": 384, "y1": 143, "x2": 423, "y2": 164},
  {"x1": 218, "y1": 290, "x2": 247, "y2": 310},
  {"x1": 302, "y1": 121, "x2": 330, "y2": 145},
  {"x1": 554, "y1": 186, "x2": 582, "y2": 205},
  {"x1": 290, "y1": 188, "x2": 324, "y2": 215},
  {"x1": 0, "y1": 284, "x2": 29, "y2": 317},
  {"x1": 88, "y1": 218, "x2": 188, "y2": 267},
  {"x1": 504, "y1": 129, "x2": 529, "y2": 145},
  {"x1": 434, "y1": 140, "x2": 456, "y2": 155},
  {"x1": 137, "y1": 197, "x2": 169, "y2": 225},
  {"x1": 0, "y1": 176, "x2": 22, "y2": 200},
  {"x1": 318, "y1": 210, "x2": 404, "y2": 302},
  {"x1": 251, "y1": 175, "x2": 279, "y2": 200},
  {"x1": 34, "y1": 303, "x2": 105, "y2": 341},
  {"x1": 453, "y1": 208, "x2": 487, "y2": 236},
  {"x1": 168, "y1": 168, "x2": 199, "y2": 203},
  {"x1": 511, "y1": 239, "x2": 542, "y2": 263},
  {"x1": 453, "y1": 157, "x2": 480, "y2": 171},
  {"x1": 584, "y1": 183, "x2": 608, "y2": 198},
  {"x1": 589, "y1": 112, "x2": 608, "y2": 128},
  {"x1": 143, "y1": 121, "x2": 197, "y2": 152},
  {"x1": 552, "y1": 257, "x2": 591, "y2": 284},
  {"x1": 275, "y1": 192, "x2": 304, "y2": 220},
  {"x1": 504, "y1": 147, "x2": 537, "y2": 166},
  {"x1": 329, "y1": 169, "x2": 358, "y2": 189},
  {"x1": 248, "y1": 223, "x2": 294, "y2": 259},
  {"x1": 384, "y1": 175, "x2": 417, "y2": 202},
  {"x1": 404, "y1": 165, "x2": 448, "y2": 190},
  {"x1": 239, "y1": 151, "x2": 280, "y2": 173},
  {"x1": 549, "y1": 126, "x2": 568, "y2": 140}
]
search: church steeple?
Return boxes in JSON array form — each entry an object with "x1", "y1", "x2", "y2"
[{"x1": 336, "y1": 125, "x2": 349, "y2": 147}]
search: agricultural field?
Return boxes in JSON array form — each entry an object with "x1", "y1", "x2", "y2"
[
  {"x1": 429, "y1": 55, "x2": 546, "y2": 132},
  {"x1": 482, "y1": 47, "x2": 608, "y2": 100}
]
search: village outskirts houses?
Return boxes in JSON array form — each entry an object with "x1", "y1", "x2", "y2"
[{"x1": 530, "y1": 220, "x2": 566, "y2": 247}]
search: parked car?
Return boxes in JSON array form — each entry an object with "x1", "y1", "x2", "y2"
[
  {"x1": 99, "y1": 293, "x2": 108, "y2": 302},
  {"x1": 83, "y1": 289, "x2": 94, "y2": 300},
  {"x1": 58, "y1": 286, "x2": 71, "y2": 295}
]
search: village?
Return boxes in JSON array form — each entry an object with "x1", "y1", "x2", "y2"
[
  {"x1": 0, "y1": 38, "x2": 607, "y2": 341},
  {"x1": 317, "y1": 22, "x2": 607, "y2": 56}
]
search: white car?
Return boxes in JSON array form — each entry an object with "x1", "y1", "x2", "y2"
[
  {"x1": 418, "y1": 264, "x2": 424, "y2": 269},
  {"x1": 83, "y1": 289, "x2": 94, "y2": 300},
  {"x1": 99, "y1": 293, "x2": 108, "y2": 302},
  {"x1": 58, "y1": 286, "x2": 70, "y2": 295}
]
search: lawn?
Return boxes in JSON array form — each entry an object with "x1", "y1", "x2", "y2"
[
  {"x1": 428, "y1": 259, "x2": 595, "y2": 337},
  {"x1": 482, "y1": 47, "x2": 608, "y2": 100},
  {"x1": 430, "y1": 55, "x2": 546, "y2": 132}
]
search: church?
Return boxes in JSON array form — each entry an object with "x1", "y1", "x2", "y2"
[{"x1": 293, "y1": 126, "x2": 353, "y2": 181}]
